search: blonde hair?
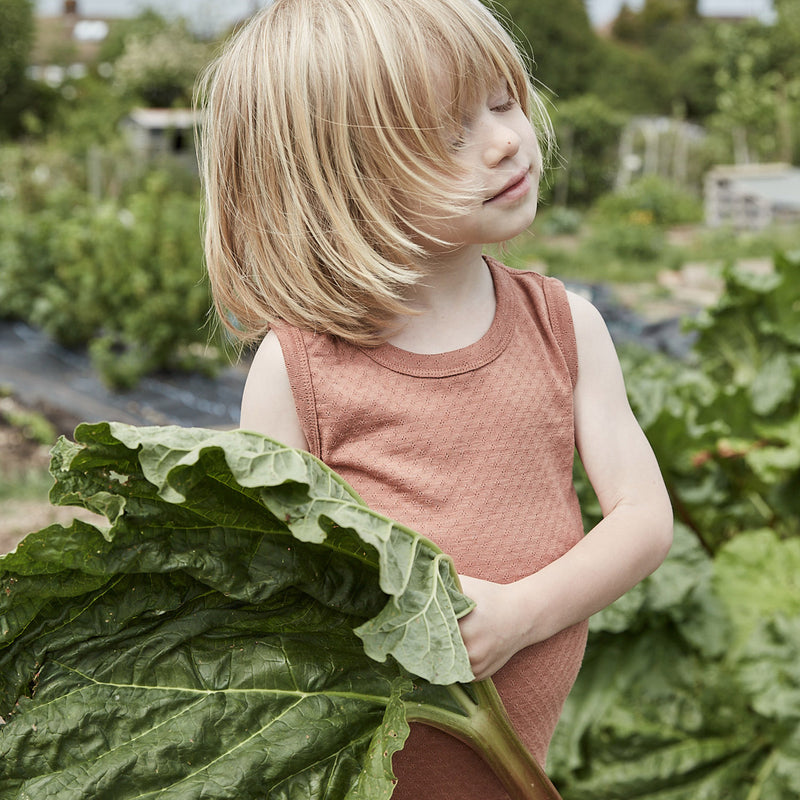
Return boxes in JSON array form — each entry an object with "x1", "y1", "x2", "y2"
[{"x1": 196, "y1": 0, "x2": 552, "y2": 345}]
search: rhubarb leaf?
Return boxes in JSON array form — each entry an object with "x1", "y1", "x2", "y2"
[{"x1": 0, "y1": 422, "x2": 477, "y2": 799}]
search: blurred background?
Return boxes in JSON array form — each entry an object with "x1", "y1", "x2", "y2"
[{"x1": 1, "y1": 1, "x2": 799, "y2": 795}]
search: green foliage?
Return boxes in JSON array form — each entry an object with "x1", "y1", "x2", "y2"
[
  {"x1": 686, "y1": 252, "x2": 800, "y2": 546},
  {"x1": 584, "y1": 217, "x2": 667, "y2": 263},
  {"x1": 618, "y1": 250, "x2": 800, "y2": 552},
  {"x1": 612, "y1": 0, "x2": 699, "y2": 46},
  {"x1": 511, "y1": 178, "x2": 703, "y2": 282},
  {"x1": 94, "y1": 10, "x2": 213, "y2": 109},
  {"x1": 683, "y1": 224, "x2": 800, "y2": 264},
  {"x1": 548, "y1": 94, "x2": 628, "y2": 207},
  {"x1": 0, "y1": 0, "x2": 33, "y2": 88},
  {"x1": 666, "y1": 22, "x2": 732, "y2": 120},
  {"x1": 695, "y1": 18, "x2": 800, "y2": 163},
  {"x1": 550, "y1": 247, "x2": 800, "y2": 796},
  {"x1": 536, "y1": 207, "x2": 583, "y2": 237},
  {"x1": 605, "y1": 1, "x2": 725, "y2": 121},
  {"x1": 0, "y1": 400, "x2": 56, "y2": 448},
  {"x1": 580, "y1": 252, "x2": 800, "y2": 554},
  {"x1": 592, "y1": 176, "x2": 703, "y2": 227},
  {"x1": 487, "y1": 0, "x2": 598, "y2": 98},
  {"x1": 97, "y1": 9, "x2": 178, "y2": 64},
  {"x1": 0, "y1": 0, "x2": 42, "y2": 140},
  {"x1": 587, "y1": 40, "x2": 675, "y2": 116},
  {"x1": 0, "y1": 146, "x2": 223, "y2": 389},
  {"x1": 0, "y1": 423, "x2": 558, "y2": 800},
  {"x1": 549, "y1": 525, "x2": 800, "y2": 798},
  {"x1": 49, "y1": 75, "x2": 133, "y2": 151},
  {"x1": 111, "y1": 16, "x2": 212, "y2": 107}
]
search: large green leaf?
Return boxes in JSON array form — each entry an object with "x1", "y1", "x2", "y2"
[
  {"x1": 0, "y1": 423, "x2": 475, "y2": 799},
  {"x1": 548, "y1": 525, "x2": 800, "y2": 800},
  {"x1": 1, "y1": 423, "x2": 561, "y2": 800},
  {"x1": 1, "y1": 581, "x2": 411, "y2": 800},
  {"x1": 713, "y1": 529, "x2": 800, "y2": 654},
  {"x1": 10, "y1": 422, "x2": 475, "y2": 684}
]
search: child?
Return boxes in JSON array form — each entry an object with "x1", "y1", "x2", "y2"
[{"x1": 197, "y1": 0, "x2": 673, "y2": 797}]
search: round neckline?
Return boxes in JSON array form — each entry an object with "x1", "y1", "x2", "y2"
[{"x1": 358, "y1": 257, "x2": 516, "y2": 377}]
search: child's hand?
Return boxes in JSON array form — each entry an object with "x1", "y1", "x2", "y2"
[{"x1": 457, "y1": 575, "x2": 530, "y2": 681}]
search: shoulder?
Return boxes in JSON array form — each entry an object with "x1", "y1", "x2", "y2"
[
  {"x1": 491, "y1": 260, "x2": 573, "y2": 323},
  {"x1": 565, "y1": 289, "x2": 629, "y2": 409},
  {"x1": 566, "y1": 288, "x2": 609, "y2": 339},
  {"x1": 566, "y1": 288, "x2": 620, "y2": 370},
  {"x1": 487, "y1": 258, "x2": 570, "y2": 323},
  {"x1": 239, "y1": 330, "x2": 309, "y2": 451},
  {"x1": 489, "y1": 262, "x2": 584, "y2": 384}
]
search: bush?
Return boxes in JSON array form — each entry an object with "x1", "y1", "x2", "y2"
[
  {"x1": 0, "y1": 147, "x2": 224, "y2": 388},
  {"x1": 592, "y1": 175, "x2": 704, "y2": 227},
  {"x1": 112, "y1": 20, "x2": 211, "y2": 107},
  {"x1": 550, "y1": 250, "x2": 800, "y2": 799},
  {"x1": 588, "y1": 39, "x2": 675, "y2": 116},
  {"x1": 585, "y1": 215, "x2": 667, "y2": 262},
  {"x1": 548, "y1": 94, "x2": 628, "y2": 207},
  {"x1": 536, "y1": 206, "x2": 583, "y2": 236}
]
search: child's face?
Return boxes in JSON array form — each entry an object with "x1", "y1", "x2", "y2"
[{"x1": 412, "y1": 81, "x2": 542, "y2": 252}]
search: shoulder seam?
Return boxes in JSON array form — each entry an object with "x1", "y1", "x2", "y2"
[{"x1": 542, "y1": 277, "x2": 579, "y2": 389}]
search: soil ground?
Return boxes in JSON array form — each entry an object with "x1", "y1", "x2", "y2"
[
  {"x1": 0, "y1": 396, "x2": 102, "y2": 553},
  {"x1": 0, "y1": 317, "x2": 248, "y2": 555}
]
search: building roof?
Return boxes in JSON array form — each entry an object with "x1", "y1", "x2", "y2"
[
  {"x1": 32, "y1": 14, "x2": 114, "y2": 67},
  {"x1": 709, "y1": 164, "x2": 800, "y2": 210},
  {"x1": 730, "y1": 173, "x2": 800, "y2": 209},
  {"x1": 709, "y1": 164, "x2": 800, "y2": 209}
]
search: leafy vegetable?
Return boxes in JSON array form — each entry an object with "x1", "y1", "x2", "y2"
[
  {"x1": 542, "y1": 248, "x2": 800, "y2": 798},
  {"x1": 0, "y1": 422, "x2": 560, "y2": 800},
  {"x1": 609, "y1": 251, "x2": 800, "y2": 555},
  {"x1": 548, "y1": 525, "x2": 800, "y2": 799}
]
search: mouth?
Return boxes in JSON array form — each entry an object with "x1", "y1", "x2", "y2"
[{"x1": 485, "y1": 168, "x2": 532, "y2": 204}]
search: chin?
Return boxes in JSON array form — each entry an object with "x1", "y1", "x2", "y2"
[{"x1": 505, "y1": 206, "x2": 539, "y2": 240}]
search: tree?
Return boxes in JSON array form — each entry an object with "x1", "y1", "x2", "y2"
[
  {"x1": 0, "y1": 0, "x2": 40, "y2": 138},
  {"x1": 608, "y1": 0, "x2": 715, "y2": 120},
  {"x1": 638, "y1": 0, "x2": 698, "y2": 45},
  {"x1": 588, "y1": 39, "x2": 674, "y2": 116},
  {"x1": 547, "y1": 94, "x2": 628, "y2": 206},
  {"x1": 105, "y1": 13, "x2": 211, "y2": 108},
  {"x1": 97, "y1": 10, "x2": 176, "y2": 64},
  {"x1": 487, "y1": 0, "x2": 598, "y2": 99},
  {"x1": 707, "y1": 19, "x2": 800, "y2": 163}
]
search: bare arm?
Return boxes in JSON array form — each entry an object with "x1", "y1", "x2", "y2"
[
  {"x1": 459, "y1": 290, "x2": 673, "y2": 680},
  {"x1": 240, "y1": 330, "x2": 309, "y2": 451}
]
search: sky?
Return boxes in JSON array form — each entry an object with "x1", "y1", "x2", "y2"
[
  {"x1": 35, "y1": 0, "x2": 777, "y2": 31},
  {"x1": 587, "y1": 0, "x2": 774, "y2": 25}
]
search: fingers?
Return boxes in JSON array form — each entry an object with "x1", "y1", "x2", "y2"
[{"x1": 456, "y1": 577, "x2": 520, "y2": 680}]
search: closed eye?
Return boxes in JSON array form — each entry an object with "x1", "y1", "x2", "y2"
[{"x1": 491, "y1": 97, "x2": 517, "y2": 113}]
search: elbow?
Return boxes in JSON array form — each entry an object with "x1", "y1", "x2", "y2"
[{"x1": 650, "y1": 495, "x2": 674, "y2": 571}]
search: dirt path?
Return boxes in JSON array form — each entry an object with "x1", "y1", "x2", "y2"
[{"x1": 0, "y1": 397, "x2": 103, "y2": 553}]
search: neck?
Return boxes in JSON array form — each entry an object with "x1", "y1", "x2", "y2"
[{"x1": 386, "y1": 245, "x2": 496, "y2": 354}]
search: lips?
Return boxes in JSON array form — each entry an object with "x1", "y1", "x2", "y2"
[{"x1": 486, "y1": 169, "x2": 531, "y2": 204}]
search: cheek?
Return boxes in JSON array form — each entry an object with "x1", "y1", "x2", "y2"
[{"x1": 530, "y1": 132, "x2": 543, "y2": 175}]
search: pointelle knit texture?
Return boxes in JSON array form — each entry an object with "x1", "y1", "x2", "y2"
[{"x1": 273, "y1": 257, "x2": 588, "y2": 799}]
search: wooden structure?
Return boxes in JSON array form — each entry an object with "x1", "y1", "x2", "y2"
[{"x1": 704, "y1": 163, "x2": 800, "y2": 229}]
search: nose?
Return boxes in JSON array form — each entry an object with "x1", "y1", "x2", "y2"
[{"x1": 483, "y1": 119, "x2": 521, "y2": 167}]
